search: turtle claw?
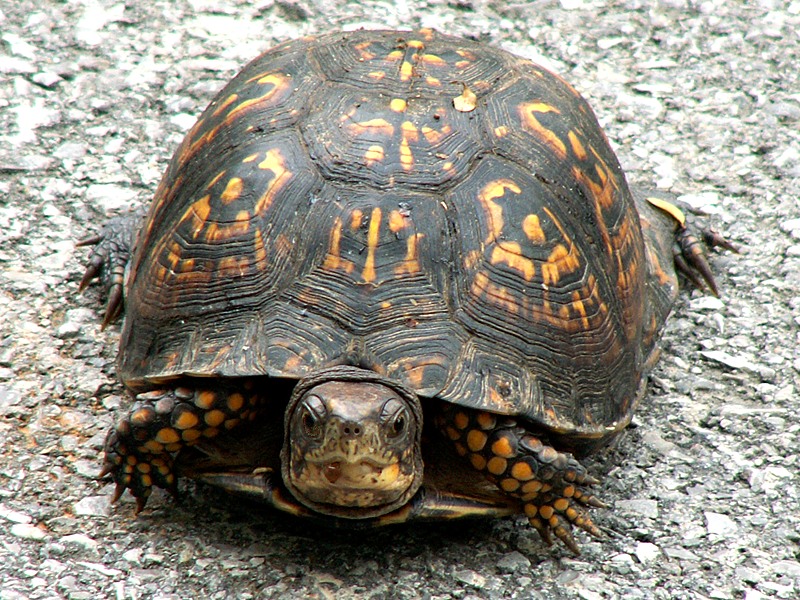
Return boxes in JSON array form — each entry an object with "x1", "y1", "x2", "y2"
[{"x1": 76, "y1": 207, "x2": 146, "y2": 326}]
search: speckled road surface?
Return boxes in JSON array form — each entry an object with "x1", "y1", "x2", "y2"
[{"x1": 1, "y1": 1, "x2": 799, "y2": 598}]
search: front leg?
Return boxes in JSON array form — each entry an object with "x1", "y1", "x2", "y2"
[
  {"x1": 103, "y1": 382, "x2": 261, "y2": 511},
  {"x1": 438, "y1": 406, "x2": 604, "y2": 555}
]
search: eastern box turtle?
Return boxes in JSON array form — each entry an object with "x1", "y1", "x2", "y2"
[{"x1": 80, "y1": 28, "x2": 735, "y2": 553}]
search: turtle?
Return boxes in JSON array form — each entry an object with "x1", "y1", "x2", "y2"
[{"x1": 78, "y1": 28, "x2": 735, "y2": 554}]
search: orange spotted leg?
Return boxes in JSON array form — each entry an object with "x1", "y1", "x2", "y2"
[
  {"x1": 438, "y1": 406, "x2": 605, "y2": 554},
  {"x1": 101, "y1": 382, "x2": 260, "y2": 512}
]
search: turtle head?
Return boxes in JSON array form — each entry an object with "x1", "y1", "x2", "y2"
[{"x1": 281, "y1": 368, "x2": 424, "y2": 518}]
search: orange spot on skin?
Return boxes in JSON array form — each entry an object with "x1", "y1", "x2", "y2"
[
  {"x1": 155, "y1": 428, "x2": 180, "y2": 444},
  {"x1": 453, "y1": 412, "x2": 469, "y2": 430},
  {"x1": 195, "y1": 390, "x2": 216, "y2": 410},
  {"x1": 511, "y1": 461, "x2": 535, "y2": 481},
  {"x1": 491, "y1": 436, "x2": 515, "y2": 458},
  {"x1": 487, "y1": 457, "x2": 508, "y2": 475},
  {"x1": 173, "y1": 411, "x2": 199, "y2": 430},
  {"x1": 362, "y1": 207, "x2": 382, "y2": 282},
  {"x1": 518, "y1": 102, "x2": 567, "y2": 159},
  {"x1": 204, "y1": 409, "x2": 226, "y2": 428},
  {"x1": 227, "y1": 393, "x2": 244, "y2": 412}
]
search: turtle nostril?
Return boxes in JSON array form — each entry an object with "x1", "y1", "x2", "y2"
[{"x1": 342, "y1": 422, "x2": 362, "y2": 437}]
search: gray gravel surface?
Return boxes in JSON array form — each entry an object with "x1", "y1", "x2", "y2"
[{"x1": 1, "y1": 0, "x2": 799, "y2": 598}]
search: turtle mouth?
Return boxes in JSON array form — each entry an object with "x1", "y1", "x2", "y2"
[
  {"x1": 317, "y1": 458, "x2": 401, "y2": 488},
  {"x1": 293, "y1": 455, "x2": 412, "y2": 510}
]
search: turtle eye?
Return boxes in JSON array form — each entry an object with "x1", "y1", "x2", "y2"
[
  {"x1": 382, "y1": 398, "x2": 409, "y2": 439},
  {"x1": 299, "y1": 395, "x2": 326, "y2": 440}
]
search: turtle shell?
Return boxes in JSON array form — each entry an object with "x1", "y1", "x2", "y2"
[{"x1": 119, "y1": 29, "x2": 658, "y2": 445}]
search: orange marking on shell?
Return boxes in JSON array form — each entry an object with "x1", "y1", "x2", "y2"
[
  {"x1": 323, "y1": 217, "x2": 356, "y2": 274},
  {"x1": 253, "y1": 229, "x2": 267, "y2": 265},
  {"x1": 242, "y1": 152, "x2": 259, "y2": 163},
  {"x1": 407, "y1": 39, "x2": 425, "y2": 50},
  {"x1": 400, "y1": 60, "x2": 414, "y2": 81},
  {"x1": 425, "y1": 76, "x2": 441, "y2": 86},
  {"x1": 180, "y1": 194, "x2": 212, "y2": 239},
  {"x1": 470, "y1": 272, "x2": 519, "y2": 315},
  {"x1": 354, "y1": 41, "x2": 377, "y2": 61},
  {"x1": 211, "y1": 93, "x2": 239, "y2": 117},
  {"x1": 494, "y1": 125, "x2": 509, "y2": 138},
  {"x1": 225, "y1": 73, "x2": 290, "y2": 122},
  {"x1": 478, "y1": 178, "x2": 522, "y2": 243},
  {"x1": 453, "y1": 84, "x2": 477, "y2": 112},
  {"x1": 206, "y1": 210, "x2": 251, "y2": 242},
  {"x1": 364, "y1": 144, "x2": 385, "y2": 167},
  {"x1": 350, "y1": 208, "x2": 364, "y2": 230},
  {"x1": 389, "y1": 98, "x2": 407, "y2": 112},
  {"x1": 388, "y1": 209, "x2": 408, "y2": 233},
  {"x1": 254, "y1": 148, "x2": 293, "y2": 216},
  {"x1": 220, "y1": 177, "x2": 243, "y2": 205},
  {"x1": 399, "y1": 121, "x2": 419, "y2": 172},
  {"x1": 420, "y1": 53, "x2": 446, "y2": 66},
  {"x1": 368, "y1": 71, "x2": 386, "y2": 80},
  {"x1": 217, "y1": 255, "x2": 250, "y2": 275},
  {"x1": 568, "y1": 130, "x2": 587, "y2": 161},
  {"x1": 541, "y1": 243, "x2": 581, "y2": 286},
  {"x1": 523, "y1": 214, "x2": 546, "y2": 244},
  {"x1": 361, "y1": 207, "x2": 382, "y2": 283},
  {"x1": 518, "y1": 102, "x2": 567, "y2": 159},
  {"x1": 490, "y1": 242, "x2": 535, "y2": 280},
  {"x1": 206, "y1": 171, "x2": 227, "y2": 190},
  {"x1": 421, "y1": 123, "x2": 452, "y2": 145},
  {"x1": 395, "y1": 233, "x2": 423, "y2": 276},
  {"x1": 346, "y1": 117, "x2": 395, "y2": 137}
]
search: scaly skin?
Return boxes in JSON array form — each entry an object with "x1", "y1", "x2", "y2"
[
  {"x1": 437, "y1": 406, "x2": 604, "y2": 555},
  {"x1": 100, "y1": 383, "x2": 262, "y2": 512}
]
